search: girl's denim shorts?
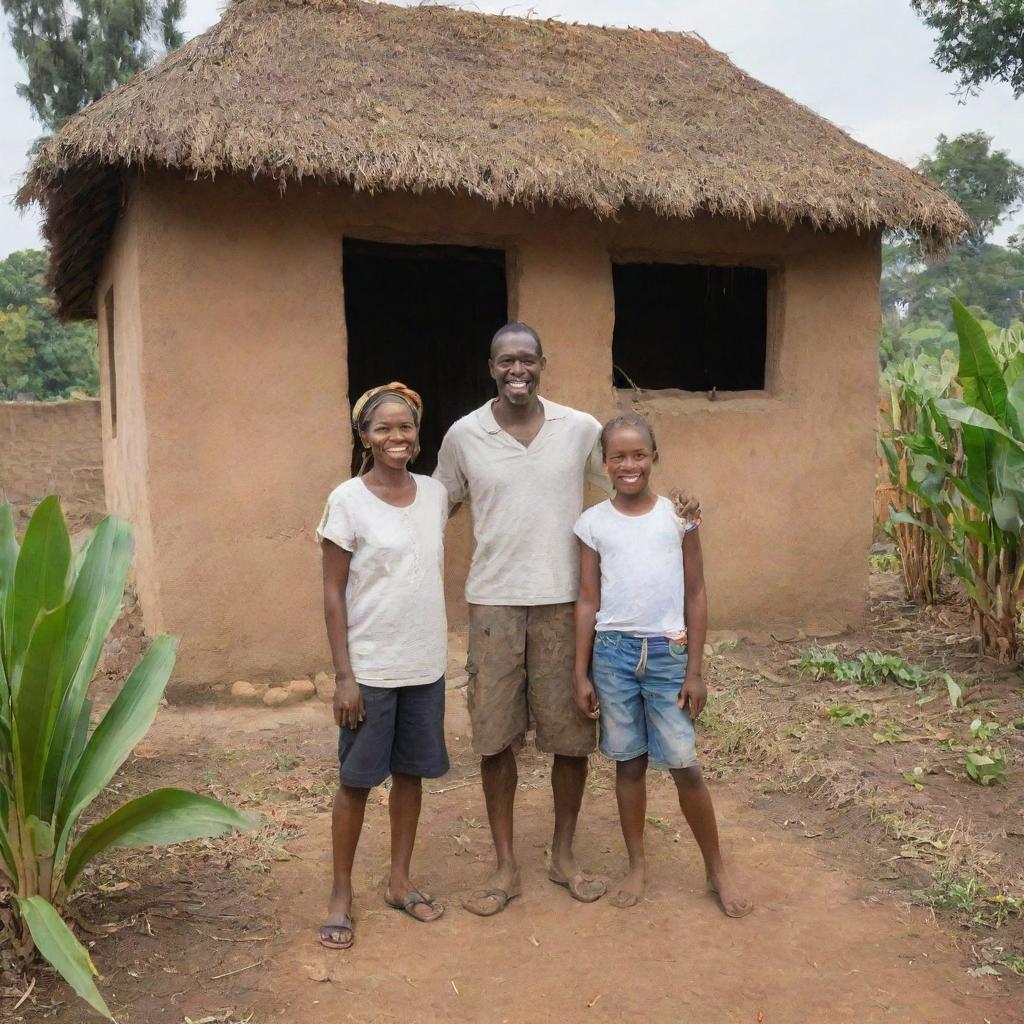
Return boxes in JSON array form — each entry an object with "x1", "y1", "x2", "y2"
[{"x1": 591, "y1": 632, "x2": 699, "y2": 770}]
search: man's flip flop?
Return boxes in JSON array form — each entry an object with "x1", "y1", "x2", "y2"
[
  {"x1": 461, "y1": 887, "x2": 521, "y2": 917},
  {"x1": 318, "y1": 912, "x2": 354, "y2": 949},
  {"x1": 548, "y1": 870, "x2": 606, "y2": 904},
  {"x1": 385, "y1": 889, "x2": 444, "y2": 922}
]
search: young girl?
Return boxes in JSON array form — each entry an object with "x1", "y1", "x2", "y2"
[
  {"x1": 316, "y1": 382, "x2": 450, "y2": 949},
  {"x1": 572, "y1": 412, "x2": 752, "y2": 917}
]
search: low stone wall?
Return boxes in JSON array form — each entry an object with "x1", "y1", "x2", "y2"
[{"x1": 0, "y1": 399, "x2": 104, "y2": 531}]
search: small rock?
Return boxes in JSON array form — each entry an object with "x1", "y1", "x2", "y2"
[
  {"x1": 287, "y1": 679, "x2": 316, "y2": 700},
  {"x1": 263, "y1": 687, "x2": 292, "y2": 708},
  {"x1": 314, "y1": 671, "x2": 334, "y2": 702},
  {"x1": 230, "y1": 680, "x2": 258, "y2": 701}
]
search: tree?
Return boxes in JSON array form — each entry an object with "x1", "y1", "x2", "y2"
[
  {"x1": 916, "y1": 132, "x2": 1024, "y2": 244},
  {"x1": 911, "y1": 0, "x2": 1024, "y2": 98},
  {"x1": 2, "y1": 0, "x2": 185, "y2": 135},
  {"x1": 879, "y1": 132, "x2": 1024, "y2": 367},
  {"x1": 0, "y1": 250, "x2": 97, "y2": 400}
]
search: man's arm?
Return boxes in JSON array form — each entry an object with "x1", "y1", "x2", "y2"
[
  {"x1": 434, "y1": 429, "x2": 468, "y2": 517},
  {"x1": 573, "y1": 541, "x2": 602, "y2": 719},
  {"x1": 322, "y1": 540, "x2": 364, "y2": 729},
  {"x1": 679, "y1": 528, "x2": 708, "y2": 718}
]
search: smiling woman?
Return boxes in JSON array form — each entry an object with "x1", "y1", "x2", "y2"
[{"x1": 315, "y1": 380, "x2": 451, "y2": 949}]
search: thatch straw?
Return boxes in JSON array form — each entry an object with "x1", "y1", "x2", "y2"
[{"x1": 20, "y1": 0, "x2": 969, "y2": 319}]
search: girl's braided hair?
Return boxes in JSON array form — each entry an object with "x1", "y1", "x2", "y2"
[{"x1": 599, "y1": 412, "x2": 658, "y2": 459}]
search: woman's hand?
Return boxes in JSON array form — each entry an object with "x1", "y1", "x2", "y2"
[
  {"x1": 678, "y1": 671, "x2": 707, "y2": 720},
  {"x1": 574, "y1": 675, "x2": 601, "y2": 720},
  {"x1": 333, "y1": 672, "x2": 365, "y2": 729}
]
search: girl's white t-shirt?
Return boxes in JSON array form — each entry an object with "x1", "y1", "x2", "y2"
[
  {"x1": 573, "y1": 495, "x2": 694, "y2": 637},
  {"x1": 316, "y1": 474, "x2": 448, "y2": 688}
]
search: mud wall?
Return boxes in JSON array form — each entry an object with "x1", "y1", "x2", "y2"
[
  {"x1": 0, "y1": 399, "x2": 103, "y2": 531},
  {"x1": 104, "y1": 170, "x2": 879, "y2": 685}
]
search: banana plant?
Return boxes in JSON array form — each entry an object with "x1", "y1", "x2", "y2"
[
  {"x1": 879, "y1": 350, "x2": 957, "y2": 603},
  {"x1": 892, "y1": 300, "x2": 1024, "y2": 662},
  {"x1": 0, "y1": 497, "x2": 253, "y2": 1019}
]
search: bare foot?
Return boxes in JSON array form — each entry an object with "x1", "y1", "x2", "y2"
[
  {"x1": 707, "y1": 866, "x2": 753, "y2": 918},
  {"x1": 609, "y1": 862, "x2": 647, "y2": 909},
  {"x1": 463, "y1": 864, "x2": 522, "y2": 917},
  {"x1": 549, "y1": 850, "x2": 606, "y2": 903}
]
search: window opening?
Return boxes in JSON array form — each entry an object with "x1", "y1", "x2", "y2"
[{"x1": 612, "y1": 262, "x2": 768, "y2": 393}]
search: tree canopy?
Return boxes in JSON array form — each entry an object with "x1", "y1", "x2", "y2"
[
  {"x1": 0, "y1": 250, "x2": 98, "y2": 400},
  {"x1": 2, "y1": 0, "x2": 185, "y2": 134},
  {"x1": 881, "y1": 131, "x2": 1024, "y2": 367},
  {"x1": 911, "y1": 0, "x2": 1024, "y2": 98},
  {"x1": 916, "y1": 131, "x2": 1024, "y2": 243}
]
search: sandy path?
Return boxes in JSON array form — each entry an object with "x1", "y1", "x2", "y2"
[{"x1": 142, "y1": 700, "x2": 1013, "y2": 1024}]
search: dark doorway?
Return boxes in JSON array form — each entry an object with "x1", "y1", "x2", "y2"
[
  {"x1": 612, "y1": 262, "x2": 768, "y2": 393},
  {"x1": 342, "y1": 239, "x2": 508, "y2": 473}
]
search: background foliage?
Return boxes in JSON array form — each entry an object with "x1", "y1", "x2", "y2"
[
  {"x1": 0, "y1": 250, "x2": 97, "y2": 401},
  {"x1": 912, "y1": 0, "x2": 1024, "y2": 99},
  {"x1": 1, "y1": 0, "x2": 184, "y2": 137},
  {"x1": 882, "y1": 131, "x2": 1024, "y2": 368}
]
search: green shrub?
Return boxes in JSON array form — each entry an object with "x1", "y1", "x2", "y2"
[{"x1": 0, "y1": 497, "x2": 253, "y2": 1018}]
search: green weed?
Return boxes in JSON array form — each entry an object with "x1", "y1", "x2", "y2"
[
  {"x1": 795, "y1": 647, "x2": 967, "y2": 705},
  {"x1": 869, "y1": 552, "x2": 901, "y2": 572},
  {"x1": 829, "y1": 704, "x2": 872, "y2": 727},
  {"x1": 921, "y1": 868, "x2": 1024, "y2": 928}
]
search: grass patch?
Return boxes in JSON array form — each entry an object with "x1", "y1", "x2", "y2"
[{"x1": 919, "y1": 867, "x2": 1024, "y2": 929}]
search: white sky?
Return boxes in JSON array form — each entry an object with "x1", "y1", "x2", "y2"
[{"x1": 2, "y1": 0, "x2": 1022, "y2": 256}]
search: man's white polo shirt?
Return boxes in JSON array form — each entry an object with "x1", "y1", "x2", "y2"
[{"x1": 435, "y1": 397, "x2": 607, "y2": 606}]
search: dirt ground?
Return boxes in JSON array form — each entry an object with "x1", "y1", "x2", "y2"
[{"x1": 3, "y1": 566, "x2": 1023, "y2": 1024}]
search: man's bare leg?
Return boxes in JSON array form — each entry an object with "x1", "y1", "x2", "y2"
[
  {"x1": 549, "y1": 754, "x2": 605, "y2": 902},
  {"x1": 670, "y1": 765, "x2": 753, "y2": 918},
  {"x1": 463, "y1": 746, "x2": 522, "y2": 914}
]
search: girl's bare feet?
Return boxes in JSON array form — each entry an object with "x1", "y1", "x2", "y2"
[
  {"x1": 707, "y1": 866, "x2": 753, "y2": 918},
  {"x1": 609, "y1": 861, "x2": 647, "y2": 909}
]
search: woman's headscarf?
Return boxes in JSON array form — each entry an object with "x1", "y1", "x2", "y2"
[{"x1": 351, "y1": 382, "x2": 424, "y2": 476}]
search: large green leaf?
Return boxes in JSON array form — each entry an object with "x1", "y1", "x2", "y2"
[
  {"x1": 0, "y1": 502, "x2": 17, "y2": 620},
  {"x1": 15, "y1": 895, "x2": 112, "y2": 1019},
  {"x1": 5, "y1": 497, "x2": 70, "y2": 674},
  {"x1": 934, "y1": 398, "x2": 1024, "y2": 444},
  {"x1": 64, "y1": 789, "x2": 254, "y2": 893},
  {"x1": 961, "y1": 422, "x2": 995, "y2": 516},
  {"x1": 13, "y1": 604, "x2": 70, "y2": 814},
  {"x1": 1007, "y1": 374, "x2": 1024, "y2": 439},
  {"x1": 55, "y1": 637, "x2": 177, "y2": 872},
  {"x1": 953, "y1": 298, "x2": 1007, "y2": 420},
  {"x1": 39, "y1": 517, "x2": 133, "y2": 820}
]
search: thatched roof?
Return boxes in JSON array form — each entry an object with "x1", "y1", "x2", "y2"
[{"x1": 21, "y1": 0, "x2": 969, "y2": 319}]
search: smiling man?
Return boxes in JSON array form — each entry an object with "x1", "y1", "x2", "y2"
[{"x1": 435, "y1": 321, "x2": 609, "y2": 914}]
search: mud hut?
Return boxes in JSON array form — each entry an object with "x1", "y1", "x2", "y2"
[{"x1": 21, "y1": 0, "x2": 967, "y2": 685}]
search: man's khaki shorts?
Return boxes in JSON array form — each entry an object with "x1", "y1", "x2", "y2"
[{"x1": 466, "y1": 603, "x2": 597, "y2": 757}]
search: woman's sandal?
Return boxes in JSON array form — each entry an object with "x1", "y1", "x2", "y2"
[
  {"x1": 385, "y1": 889, "x2": 445, "y2": 922},
  {"x1": 318, "y1": 912, "x2": 354, "y2": 949}
]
